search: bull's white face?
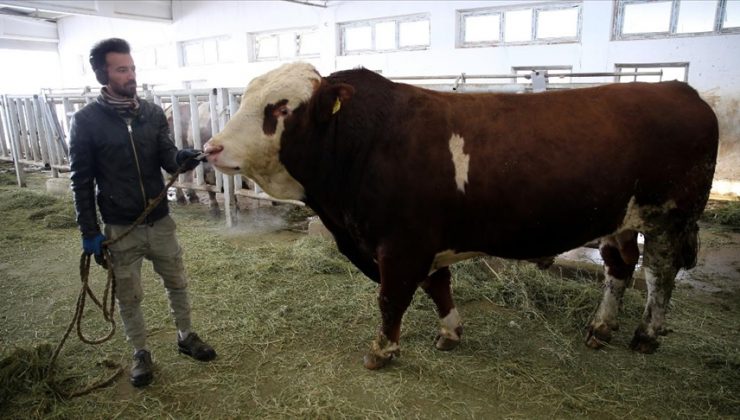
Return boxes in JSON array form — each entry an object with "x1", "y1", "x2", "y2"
[{"x1": 205, "y1": 62, "x2": 320, "y2": 200}]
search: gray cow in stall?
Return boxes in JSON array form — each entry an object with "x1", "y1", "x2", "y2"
[{"x1": 165, "y1": 102, "x2": 221, "y2": 216}]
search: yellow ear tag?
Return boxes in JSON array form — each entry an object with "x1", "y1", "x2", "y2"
[{"x1": 332, "y1": 98, "x2": 341, "y2": 115}]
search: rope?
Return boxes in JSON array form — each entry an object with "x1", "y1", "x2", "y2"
[{"x1": 47, "y1": 155, "x2": 203, "y2": 398}]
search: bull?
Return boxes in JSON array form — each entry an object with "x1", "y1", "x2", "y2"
[{"x1": 204, "y1": 63, "x2": 718, "y2": 369}]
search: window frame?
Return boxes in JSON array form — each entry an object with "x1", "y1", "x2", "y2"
[
  {"x1": 456, "y1": 2, "x2": 583, "y2": 48},
  {"x1": 338, "y1": 14, "x2": 431, "y2": 56},
  {"x1": 179, "y1": 36, "x2": 233, "y2": 67},
  {"x1": 249, "y1": 27, "x2": 321, "y2": 62},
  {"x1": 614, "y1": 62, "x2": 690, "y2": 82},
  {"x1": 613, "y1": 0, "x2": 740, "y2": 40}
]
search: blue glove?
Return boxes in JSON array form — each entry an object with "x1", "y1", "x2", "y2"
[
  {"x1": 176, "y1": 148, "x2": 204, "y2": 171},
  {"x1": 82, "y1": 233, "x2": 106, "y2": 256}
]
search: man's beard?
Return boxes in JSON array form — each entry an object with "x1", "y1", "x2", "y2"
[{"x1": 111, "y1": 81, "x2": 137, "y2": 98}]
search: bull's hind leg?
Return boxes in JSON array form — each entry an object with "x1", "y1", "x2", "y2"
[
  {"x1": 587, "y1": 230, "x2": 639, "y2": 348},
  {"x1": 421, "y1": 268, "x2": 463, "y2": 351},
  {"x1": 630, "y1": 224, "x2": 697, "y2": 353}
]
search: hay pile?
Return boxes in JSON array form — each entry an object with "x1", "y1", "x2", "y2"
[
  {"x1": 0, "y1": 187, "x2": 76, "y2": 229},
  {"x1": 0, "y1": 345, "x2": 53, "y2": 405},
  {"x1": 702, "y1": 200, "x2": 740, "y2": 227}
]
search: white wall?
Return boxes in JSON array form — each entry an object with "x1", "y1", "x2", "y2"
[{"x1": 56, "y1": 15, "x2": 174, "y2": 87}]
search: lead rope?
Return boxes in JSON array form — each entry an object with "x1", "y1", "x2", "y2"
[{"x1": 47, "y1": 153, "x2": 206, "y2": 398}]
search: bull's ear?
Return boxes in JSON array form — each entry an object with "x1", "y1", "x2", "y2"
[{"x1": 314, "y1": 82, "x2": 355, "y2": 122}]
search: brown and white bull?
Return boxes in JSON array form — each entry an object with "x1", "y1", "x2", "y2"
[{"x1": 204, "y1": 62, "x2": 718, "y2": 369}]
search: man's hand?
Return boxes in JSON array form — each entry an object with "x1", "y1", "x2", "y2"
[
  {"x1": 82, "y1": 233, "x2": 105, "y2": 256},
  {"x1": 176, "y1": 148, "x2": 205, "y2": 171}
]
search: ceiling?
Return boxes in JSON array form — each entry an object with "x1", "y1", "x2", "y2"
[
  {"x1": 0, "y1": 0, "x2": 332, "y2": 23},
  {"x1": 0, "y1": 3, "x2": 70, "y2": 22}
]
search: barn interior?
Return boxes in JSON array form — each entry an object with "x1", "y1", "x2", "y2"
[{"x1": 0, "y1": 1, "x2": 739, "y2": 418}]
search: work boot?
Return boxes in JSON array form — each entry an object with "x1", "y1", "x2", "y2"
[
  {"x1": 178, "y1": 332, "x2": 217, "y2": 361},
  {"x1": 130, "y1": 349, "x2": 153, "y2": 387}
]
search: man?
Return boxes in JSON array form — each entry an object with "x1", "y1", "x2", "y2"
[{"x1": 69, "y1": 38, "x2": 216, "y2": 388}]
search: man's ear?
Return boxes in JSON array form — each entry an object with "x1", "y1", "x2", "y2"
[{"x1": 314, "y1": 81, "x2": 355, "y2": 123}]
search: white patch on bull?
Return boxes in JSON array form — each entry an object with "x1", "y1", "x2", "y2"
[
  {"x1": 615, "y1": 196, "x2": 678, "y2": 234},
  {"x1": 448, "y1": 133, "x2": 470, "y2": 193},
  {"x1": 642, "y1": 267, "x2": 667, "y2": 336},
  {"x1": 593, "y1": 273, "x2": 626, "y2": 329},
  {"x1": 207, "y1": 62, "x2": 320, "y2": 200},
  {"x1": 439, "y1": 308, "x2": 462, "y2": 341},
  {"x1": 429, "y1": 250, "x2": 486, "y2": 275}
]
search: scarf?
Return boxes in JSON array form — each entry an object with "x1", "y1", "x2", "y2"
[{"x1": 99, "y1": 86, "x2": 140, "y2": 118}]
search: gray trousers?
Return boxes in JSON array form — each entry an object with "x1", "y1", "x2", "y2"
[{"x1": 105, "y1": 215, "x2": 192, "y2": 351}]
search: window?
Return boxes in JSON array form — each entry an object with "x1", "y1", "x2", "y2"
[
  {"x1": 250, "y1": 28, "x2": 320, "y2": 61},
  {"x1": 614, "y1": 0, "x2": 740, "y2": 39},
  {"x1": 179, "y1": 36, "x2": 234, "y2": 67},
  {"x1": 722, "y1": 0, "x2": 740, "y2": 29},
  {"x1": 339, "y1": 14, "x2": 430, "y2": 55},
  {"x1": 135, "y1": 45, "x2": 174, "y2": 70},
  {"x1": 457, "y1": 2, "x2": 582, "y2": 47},
  {"x1": 615, "y1": 63, "x2": 689, "y2": 83},
  {"x1": 463, "y1": 14, "x2": 500, "y2": 43}
]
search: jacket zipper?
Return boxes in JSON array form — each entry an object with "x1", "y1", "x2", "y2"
[{"x1": 126, "y1": 121, "x2": 149, "y2": 218}]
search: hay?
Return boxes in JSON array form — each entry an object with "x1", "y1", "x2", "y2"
[
  {"x1": 0, "y1": 170, "x2": 17, "y2": 186},
  {"x1": 0, "y1": 189, "x2": 59, "y2": 211},
  {"x1": 702, "y1": 200, "x2": 740, "y2": 228},
  {"x1": 0, "y1": 344, "x2": 53, "y2": 404},
  {"x1": 43, "y1": 212, "x2": 77, "y2": 229}
]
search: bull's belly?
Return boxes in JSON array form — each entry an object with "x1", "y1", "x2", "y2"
[
  {"x1": 429, "y1": 250, "x2": 488, "y2": 274},
  {"x1": 428, "y1": 224, "x2": 614, "y2": 274}
]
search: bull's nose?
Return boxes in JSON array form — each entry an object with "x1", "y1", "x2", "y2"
[
  {"x1": 203, "y1": 143, "x2": 223, "y2": 163},
  {"x1": 204, "y1": 143, "x2": 223, "y2": 155}
]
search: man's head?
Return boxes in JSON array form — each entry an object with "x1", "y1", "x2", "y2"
[{"x1": 89, "y1": 38, "x2": 137, "y2": 98}]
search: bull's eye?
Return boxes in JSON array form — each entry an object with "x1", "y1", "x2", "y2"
[
  {"x1": 273, "y1": 105, "x2": 290, "y2": 119},
  {"x1": 263, "y1": 99, "x2": 290, "y2": 136}
]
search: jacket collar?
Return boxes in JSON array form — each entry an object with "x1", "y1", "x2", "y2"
[{"x1": 95, "y1": 95, "x2": 151, "y2": 123}]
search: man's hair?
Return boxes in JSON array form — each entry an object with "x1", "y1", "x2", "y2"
[{"x1": 89, "y1": 38, "x2": 131, "y2": 85}]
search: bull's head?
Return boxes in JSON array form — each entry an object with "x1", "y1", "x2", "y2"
[{"x1": 204, "y1": 62, "x2": 321, "y2": 200}]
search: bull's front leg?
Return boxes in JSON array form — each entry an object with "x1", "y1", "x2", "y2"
[
  {"x1": 421, "y1": 267, "x2": 463, "y2": 351},
  {"x1": 363, "y1": 249, "x2": 426, "y2": 370}
]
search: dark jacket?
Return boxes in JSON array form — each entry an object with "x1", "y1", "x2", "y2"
[{"x1": 69, "y1": 96, "x2": 179, "y2": 239}]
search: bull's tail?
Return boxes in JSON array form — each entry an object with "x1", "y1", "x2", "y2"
[{"x1": 680, "y1": 222, "x2": 700, "y2": 270}]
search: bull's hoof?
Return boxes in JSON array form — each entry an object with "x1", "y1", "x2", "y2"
[
  {"x1": 209, "y1": 207, "x2": 221, "y2": 218},
  {"x1": 364, "y1": 334, "x2": 400, "y2": 370},
  {"x1": 435, "y1": 326, "x2": 462, "y2": 351},
  {"x1": 435, "y1": 335, "x2": 460, "y2": 351},
  {"x1": 585, "y1": 323, "x2": 613, "y2": 349},
  {"x1": 630, "y1": 329, "x2": 660, "y2": 353},
  {"x1": 363, "y1": 352, "x2": 393, "y2": 370}
]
